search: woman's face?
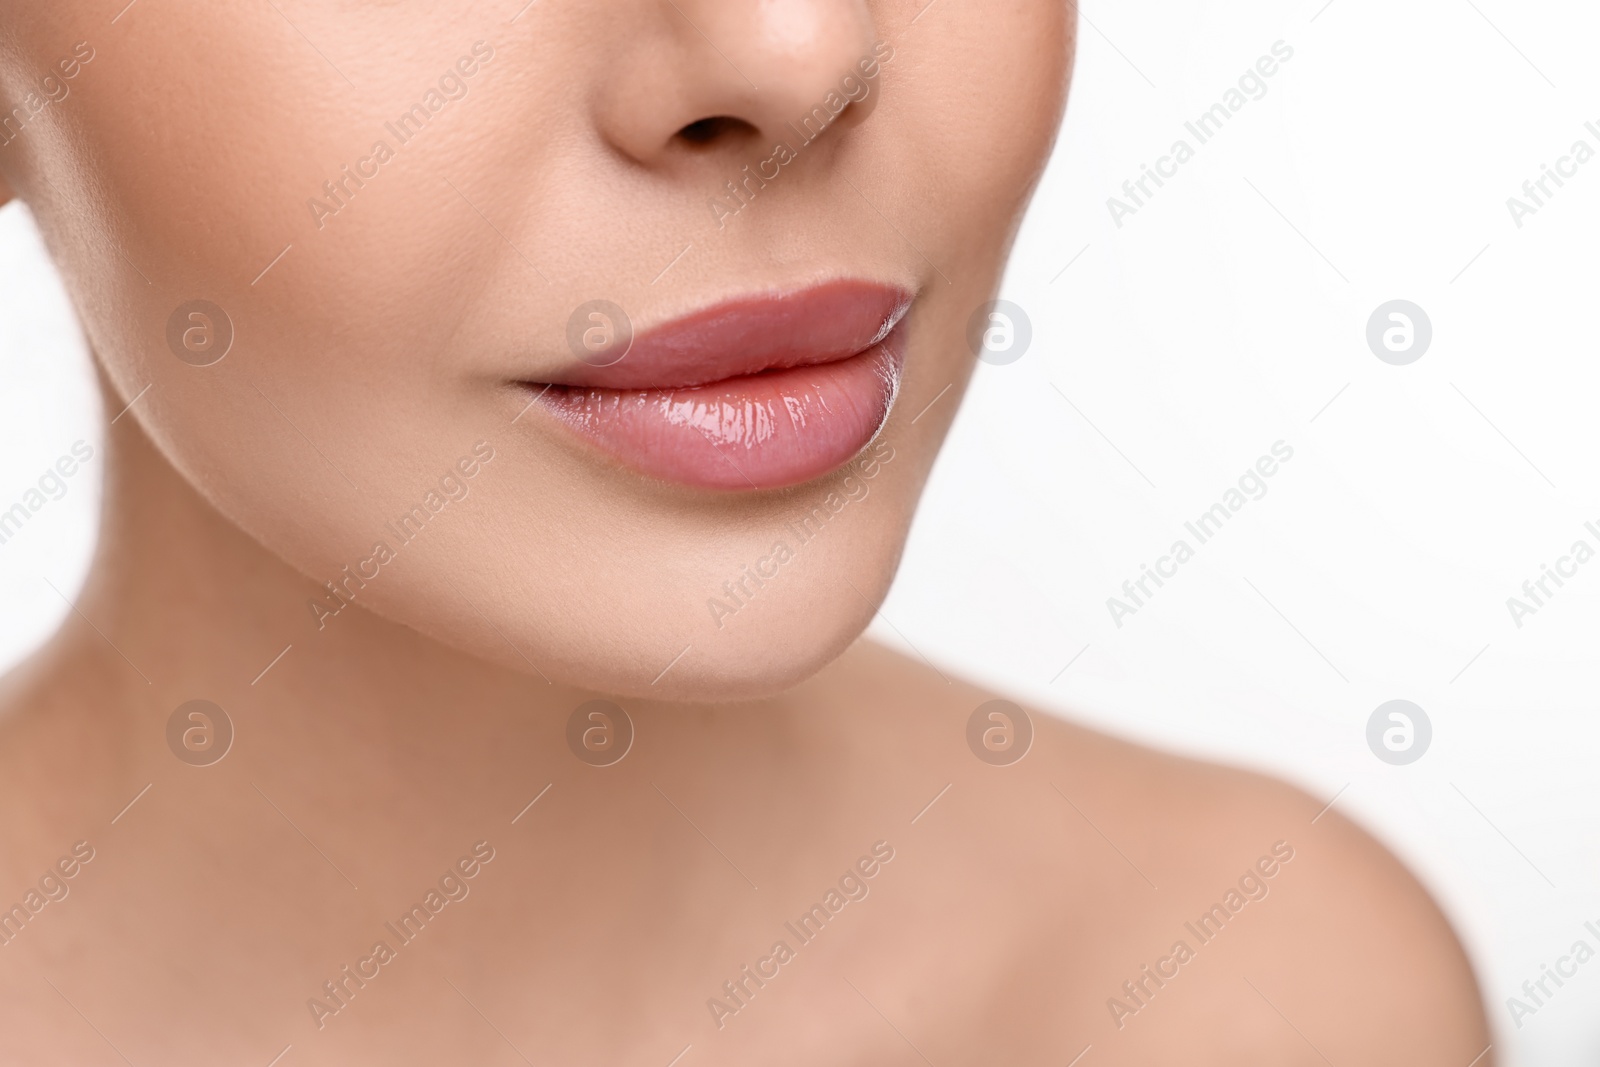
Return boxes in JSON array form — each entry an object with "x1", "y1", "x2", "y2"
[{"x1": 0, "y1": 1, "x2": 1071, "y2": 699}]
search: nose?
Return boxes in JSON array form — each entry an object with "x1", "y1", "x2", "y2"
[{"x1": 595, "y1": 0, "x2": 880, "y2": 165}]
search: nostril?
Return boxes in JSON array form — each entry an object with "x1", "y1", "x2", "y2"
[{"x1": 675, "y1": 115, "x2": 759, "y2": 148}]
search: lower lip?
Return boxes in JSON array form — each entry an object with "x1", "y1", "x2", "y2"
[{"x1": 529, "y1": 335, "x2": 903, "y2": 491}]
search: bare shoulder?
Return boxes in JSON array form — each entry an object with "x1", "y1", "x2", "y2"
[
  {"x1": 827, "y1": 641, "x2": 1494, "y2": 1064},
  {"x1": 1069, "y1": 731, "x2": 1492, "y2": 1064}
]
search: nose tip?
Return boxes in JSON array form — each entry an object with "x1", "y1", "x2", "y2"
[{"x1": 596, "y1": 0, "x2": 880, "y2": 165}]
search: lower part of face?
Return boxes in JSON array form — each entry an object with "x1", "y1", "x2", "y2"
[{"x1": 0, "y1": 0, "x2": 1072, "y2": 700}]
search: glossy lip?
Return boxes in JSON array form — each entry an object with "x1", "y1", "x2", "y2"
[{"x1": 522, "y1": 281, "x2": 913, "y2": 491}]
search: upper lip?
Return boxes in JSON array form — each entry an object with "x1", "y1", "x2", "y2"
[{"x1": 532, "y1": 280, "x2": 913, "y2": 390}]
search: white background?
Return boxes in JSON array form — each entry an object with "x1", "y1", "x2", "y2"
[{"x1": 3, "y1": 0, "x2": 1599, "y2": 1061}]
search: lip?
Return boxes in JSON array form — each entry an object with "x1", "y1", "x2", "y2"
[{"x1": 525, "y1": 281, "x2": 912, "y2": 491}]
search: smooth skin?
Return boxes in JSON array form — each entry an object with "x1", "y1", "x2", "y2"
[{"x1": 0, "y1": 1, "x2": 1490, "y2": 1064}]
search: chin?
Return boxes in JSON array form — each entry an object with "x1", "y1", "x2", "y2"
[
  {"x1": 567, "y1": 560, "x2": 891, "y2": 704},
  {"x1": 435, "y1": 598, "x2": 879, "y2": 705},
  {"x1": 636, "y1": 600, "x2": 877, "y2": 705},
  {"x1": 333, "y1": 520, "x2": 900, "y2": 705}
]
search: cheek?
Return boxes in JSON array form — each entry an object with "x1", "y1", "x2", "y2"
[
  {"x1": 889, "y1": 2, "x2": 1071, "y2": 225},
  {"x1": 29, "y1": 10, "x2": 530, "y2": 590},
  {"x1": 858, "y1": 1, "x2": 1069, "y2": 395},
  {"x1": 34, "y1": 5, "x2": 521, "y2": 387}
]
